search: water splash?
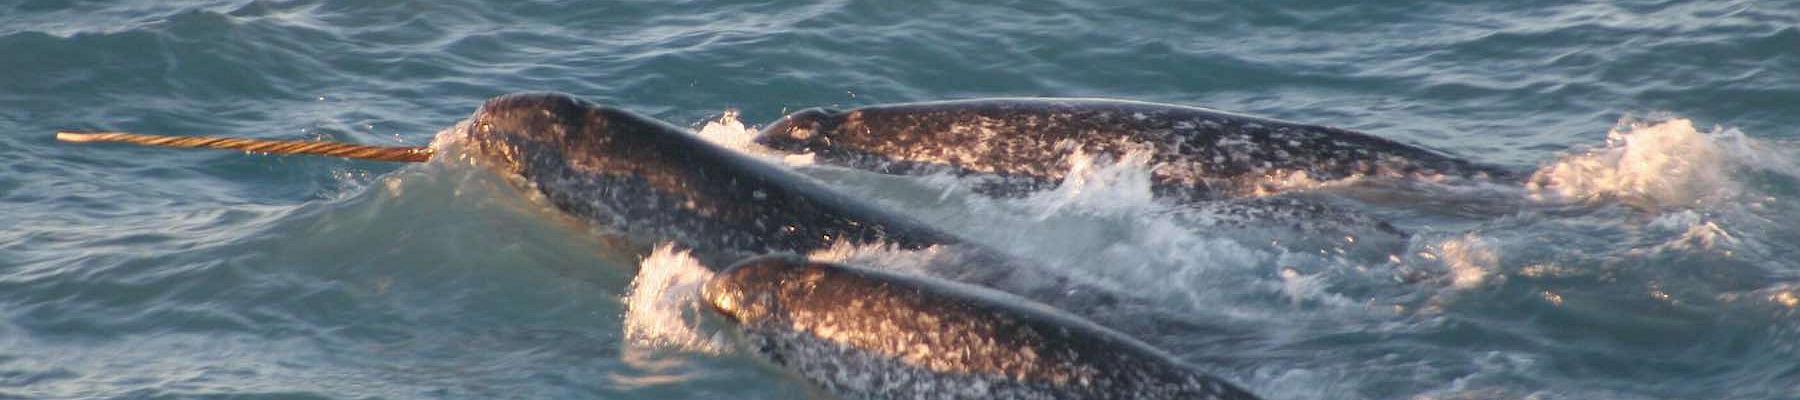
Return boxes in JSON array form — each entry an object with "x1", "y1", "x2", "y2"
[
  {"x1": 416, "y1": 105, "x2": 1795, "y2": 400},
  {"x1": 694, "y1": 110, "x2": 760, "y2": 152},
  {"x1": 693, "y1": 110, "x2": 815, "y2": 166},
  {"x1": 1023, "y1": 148, "x2": 1158, "y2": 218},
  {"x1": 621, "y1": 244, "x2": 726, "y2": 354},
  {"x1": 1644, "y1": 210, "x2": 1738, "y2": 254},
  {"x1": 1419, "y1": 233, "x2": 1501, "y2": 290},
  {"x1": 1527, "y1": 117, "x2": 1783, "y2": 210},
  {"x1": 805, "y1": 240, "x2": 942, "y2": 276},
  {"x1": 1278, "y1": 267, "x2": 1355, "y2": 308},
  {"x1": 427, "y1": 120, "x2": 472, "y2": 154}
]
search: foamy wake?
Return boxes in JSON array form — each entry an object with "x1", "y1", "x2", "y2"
[
  {"x1": 1023, "y1": 154, "x2": 1308, "y2": 311},
  {"x1": 976, "y1": 146, "x2": 1373, "y2": 312},
  {"x1": 622, "y1": 244, "x2": 727, "y2": 354},
  {"x1": 1527, "y1": 117, "x2": 1785, "y2": 209}
]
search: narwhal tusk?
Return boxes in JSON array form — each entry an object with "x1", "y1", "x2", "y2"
[{"x1": 55, "y1": 131, "x2": 433, "y2": 163}]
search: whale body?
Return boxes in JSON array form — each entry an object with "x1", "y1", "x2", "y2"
[
  {"x1": 460, "y1": 92, "x2": 957, "y2": 268},
  {"x1": 757, "y1": 98, "x2": 1517, "y2": 200},
  {"x1": 703, "y1": 255, "x2": 1263, "y2": 400}
]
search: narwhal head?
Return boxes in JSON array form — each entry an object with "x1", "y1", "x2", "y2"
[
  {"x1": 456, "y1": 92, "x2": 769, "y2": 265},
  {"x1": 461, "y1": 92, "x2": 621, "y2": 177}
]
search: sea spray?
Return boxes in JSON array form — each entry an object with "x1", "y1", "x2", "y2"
[
  {"x1": 1022, "y1": 147, "x2": 1159, "y2": 219},
  {"x1": 1431, "y1": 233, "x2": 1501, "y2": 290},
  {"x1": 622, "y1": 245, "x2": 727, "y2": 354},
  {"x1": 1530, "y1": 118, "x2": 1748, "y2": 209}
]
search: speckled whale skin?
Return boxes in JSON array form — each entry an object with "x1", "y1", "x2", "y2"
[
  {"x1": 704, "y1": 255, "x2": 1263, "y2": 400},
  {"x1": 459, "y1": 92, "x2": 1124, "y2": 313},
  {"x1": 757, "y1": 98, "x2": 1518, "y2": 200},
  {"x1": 460, "y1": 92, "x2": 957, "y2": 268}
]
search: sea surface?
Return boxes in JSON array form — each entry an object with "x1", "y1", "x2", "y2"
[{"x1": 4, "y1": 1, "x2": 1799, "y2": 399}]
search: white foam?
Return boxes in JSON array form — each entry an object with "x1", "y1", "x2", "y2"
[
  {"x1": 1424, "y1": 234, "x2": 1500, "y2": 290},
  {"x1": 693, "y1": 109, "x2": 761, "y2": 153},
  {"x1": 856, "y1": 144, "x2": 1391, "y2": 319},
  {"x1": 693, "y1": 110, "x2": 816, "y2": 166},
  {"x1": 1091, "y1": 212, "x2": 1301, "y2": 315},
  {"x1": 1278, "y1": 267, "x2": 1355, "y2": 308},
  {"x1": 1527, "y1": 118, "x2": 1776, "y2": 210},
  {"x1": 1023, "y1": 148, "x2": 1158, "y2": 218},
  {"x1": 805, "y1": 240, "x2": 941, "y2": 276},
  {"x1": 621, "y1": 244, "x2": 726, "y2": 354},
  {"x1": 427, "y1": 120, "x2": 471, "y2": 154},
  {"x1": 1645, "y1": 210, "x2": 1737, "y2": 253}
]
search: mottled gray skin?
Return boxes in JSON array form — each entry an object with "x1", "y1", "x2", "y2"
[
  {"x1": 757, "y1": 98, "x2": 1519, "y2": 201},
  {"x1": 1195, "y1": 196, "x2": 1403, "y2": 236},
  {"x1": 703, "y1": 256, "x2": 1263, "y2": 400},
  {"x1": 459, "y1": 93, "x2": 1121, "y2": 311},
  {"x1": 461, "y1": 92, "x2": 955, "y2": 268}
]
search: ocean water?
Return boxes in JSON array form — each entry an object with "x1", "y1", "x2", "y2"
[{"x1": 4, "y1": 0, "x2": 1799, "y2": 398}]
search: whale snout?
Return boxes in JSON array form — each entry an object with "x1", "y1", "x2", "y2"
[
  {"x1": 702, "y1": 255, "x2": 811, "y2": 325},
  {"x1": 465, "y1": 92, "x2": 593, "y2": 143},
  {"x1": 457, "y1": 92, "x2": 601, "y2": 172}
]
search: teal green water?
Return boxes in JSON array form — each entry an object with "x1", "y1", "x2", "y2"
[{"x1": 4, "y1": 1, "x2": 1799, "y2": 398}]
